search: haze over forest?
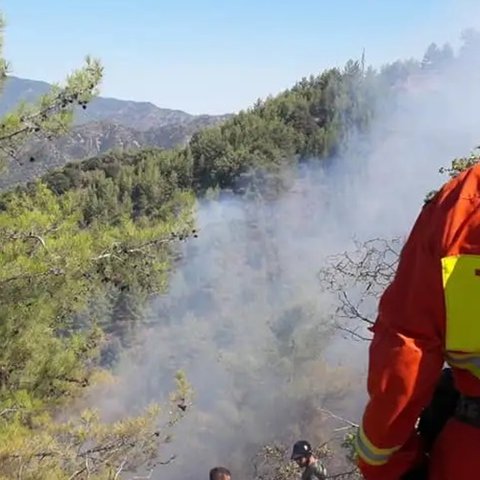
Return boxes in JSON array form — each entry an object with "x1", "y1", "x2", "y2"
[{"x1": 1, "y1": 3, "x2": 480, "y2": 479}]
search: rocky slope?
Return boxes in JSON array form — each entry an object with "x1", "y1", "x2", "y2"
[{"x1": 0, "y1": 76, "x2": 231, "y2": 188}]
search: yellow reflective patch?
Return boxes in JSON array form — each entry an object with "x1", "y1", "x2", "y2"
[
  {"x1": 446, "y1": 352, "x2": 480, "y2": 379},
  {"x1": 442, "y1": 254, "x2": 480, "y2": 352},
  {"x1": 354, "y1": 425, "x2": 401, "y2": 466}
]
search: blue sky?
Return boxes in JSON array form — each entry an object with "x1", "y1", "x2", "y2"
[{"x1": 1, "y1": 0, "x2": 479, "y2": 114}]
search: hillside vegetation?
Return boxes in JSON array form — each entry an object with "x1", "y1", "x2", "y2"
[
  {"x1": 1, "y1": 10, "x2": 479, "y2": 478},
  {"x1": 0, "y1": 76, "x2": 230, "y2": 189}
]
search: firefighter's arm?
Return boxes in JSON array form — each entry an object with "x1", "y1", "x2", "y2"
[{"x1": 355, "y1": 205, "x2": 445, "y2": 480}]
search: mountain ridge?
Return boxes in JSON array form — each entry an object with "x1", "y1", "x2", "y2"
[
  {"x1": 0, "y1": 76, "x2": 231, "y2": 188},
  {"x1": 1, "y1": 75, "x2": 228, "y2": 129}
]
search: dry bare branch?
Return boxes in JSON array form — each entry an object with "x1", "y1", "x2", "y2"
[
  {"x1": 320, "y1": 408, "x2": 359, "y2": 428},
  {"x1": 318, "y1": 237, "x2": 403, "y2": 342}
]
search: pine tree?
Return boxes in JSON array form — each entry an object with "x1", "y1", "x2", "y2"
[{"x1": 0, "y1": 10, "x2": 193, "y2": 479}]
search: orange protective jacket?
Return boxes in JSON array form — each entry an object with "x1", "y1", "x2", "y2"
[{"x1": 355, "y1": 163, "x2": 480, "y2": 479}]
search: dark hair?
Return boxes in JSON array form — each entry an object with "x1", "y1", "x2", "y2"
[{"x1": 209, "y1": 466, "x2": 231, "y2": 480}]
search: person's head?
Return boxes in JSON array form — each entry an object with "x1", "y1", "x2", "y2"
[
  {"x1": 290, "y1": 440, "x2": 314, "y2": 468},
  {"x1": 209, "y1": 466, "x2": 231, "y2": 480}
]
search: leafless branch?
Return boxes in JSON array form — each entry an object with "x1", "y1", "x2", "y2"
[
  {"x1": 93, "y1": 234, "x2": 193, "y2": 262},
  {"x1": 327, "y1": 469, "x2": 359, "y2": 479},
  {"x1": 85, "y1": 457, "x2": 91, "y2": 478},
  {"x1": 0, "y1": 267, "x2": 65, "y2": 286},
  {"x1": 0, "y1": 408, "x2": 18, "y2": 417},
  {"x1": 334, "y1": 322, "x2": 372, "y2": 342},
  {"x1": 68, "y1": 468, "x2": 84, "y2": 480},
  {"x1": 27, "y1": 234, "x2": 47, "y2": 249},
  {"x1": 157, "y1": 455, "x2": 176, "y2": 465},
  {"x1": 320, "y1": 408, "x2": 359, "y2": 428},
  {"x1": 333, "y1": 426, "x2": 354, "y2": 432},
  {"x1": 92, "y1": 253, "x2": 124, "y2": 262},
  {"x1": 129, "y1": 471, "x2": 153, "y2": 479},
  {"x1": 114, "y1": 459, "x2": 127, "y2": 479},
  {"x1": 338, "y1": 291, "x2": 374, "y2": 326},
  {"x1": 318, "y1": 237, "x2": 402, "y2": 342}
]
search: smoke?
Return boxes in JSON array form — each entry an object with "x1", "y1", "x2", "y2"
[{"x1": 89, "y1": 33, "x2": 480, "y2": 479}]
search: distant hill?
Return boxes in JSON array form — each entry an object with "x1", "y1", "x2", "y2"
[
  {"x1": 0, "y1": 76, "x2": 231, "y2": 188},
  {"x1": 0, "y1": 76, "x2": 228, "y2": 130}
]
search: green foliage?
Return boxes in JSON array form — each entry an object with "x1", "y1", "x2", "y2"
[
  {"x1": 438, "y1": 150, "x2": 480, "y2": 179},
  {"x1": 341, "y1": 428, "x2": 359, "y2": 466},
  {"x1": 0, "y1": 370, "x2": 193, "y2": 479},
  {"x1": 421, "y1": 42, "x2": 454, "y2": 71},
  {"x1": 0, "y1": 165, "x2": 195, "y2": 477},
  {"x1": 0, "y1": 15, "x2": 8, "y2": 87},
  {"x1": 0, "y1": 9, "x2": 102, "y2": 172},
  {"x1": 0, "y1": 10, "x2": 196, "y2": 478},
  {"x1": 1, "y1": 10, "x2": 477, "y2": 477},
  {"x1": 424, "y1": 149, "x2": 480, "y2": 203},
  {"x1": 253, "y1": 443, "x2": 300, "y2": 480},
  {"x1": 253, "y1": 440, "x2": 359, "y2": 480},
  {"x1": 0, "y1": 55, "x2": 102, "y2": 169},
  {"x1": 190, "y1": 61, "x2": 383, "y2": 193}
]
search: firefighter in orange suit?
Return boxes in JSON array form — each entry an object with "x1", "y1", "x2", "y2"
[{"x1": 355, "y1": 162, "x2": 480, "y2": 480}]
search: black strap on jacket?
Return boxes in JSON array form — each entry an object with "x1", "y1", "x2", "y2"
[
  {"x1": 454, "y1": 394, "x2": 480, "y2": 428},
  {"x1": 400, "y1": 368, "x2": 459, "y2": 480},
  {"x1": 417, "y1": 367, "x2": 460, "y2": 451}
]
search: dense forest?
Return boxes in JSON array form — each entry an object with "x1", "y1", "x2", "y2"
[{"x1": 1, "y1": 10, "x2": 480, "y2": 478}]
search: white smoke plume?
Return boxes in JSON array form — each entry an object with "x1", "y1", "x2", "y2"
[{"x1": 88, "y1": 30, "x2": 480, "y2": 479}]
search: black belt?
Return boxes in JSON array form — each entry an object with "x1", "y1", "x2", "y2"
[{"x1": 454, "y1": 395, "x2": 480, "y2": 428}]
